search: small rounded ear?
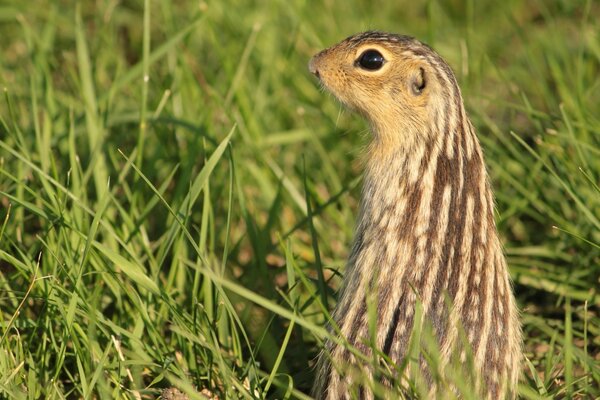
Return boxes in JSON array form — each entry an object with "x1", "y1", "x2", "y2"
[{"x1": 410, "y1": 67, "x2": 426, "y2": 95}]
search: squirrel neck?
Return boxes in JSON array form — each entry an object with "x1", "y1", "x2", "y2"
[{"x1": 349, "y1": 114, "x2": 499, "y2": 297}]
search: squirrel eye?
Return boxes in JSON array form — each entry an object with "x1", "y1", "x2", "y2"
[{"x1": 356, "y1": 49, "x2": 385, "y2": 70}]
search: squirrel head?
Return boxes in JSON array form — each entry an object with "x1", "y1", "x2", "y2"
[{"x1": 309, "y1": 31, "x2": 460, "y2": 147}]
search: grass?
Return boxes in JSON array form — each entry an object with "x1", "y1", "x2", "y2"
[{"x1": 0, "y1": 0, "x2": 599, "y2": 398}]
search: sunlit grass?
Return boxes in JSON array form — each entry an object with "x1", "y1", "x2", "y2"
[{"x1": 1, "y1": 0, "x2": 599, "y2": 398}]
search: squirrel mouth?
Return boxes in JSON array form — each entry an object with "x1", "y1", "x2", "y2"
[{"x1": 308, "y1": 57, "x2": 321, "y2": 79}]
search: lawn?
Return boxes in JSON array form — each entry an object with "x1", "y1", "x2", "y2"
[{"x1": 0, "y1": 0, "x2": 599, "y2": 398}]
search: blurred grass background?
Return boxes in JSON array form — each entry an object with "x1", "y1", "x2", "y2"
[{"x1": 0, "y1": 0, "x2": 599, "y2": 398}]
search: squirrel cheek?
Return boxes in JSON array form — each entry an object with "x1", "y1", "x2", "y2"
[{"x1": 388, "y1": 86, "x2": 404, "y2": 101}]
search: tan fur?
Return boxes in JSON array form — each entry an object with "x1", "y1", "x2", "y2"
[{"x1": 309, "y1": 32, "x2": 521, "y2": 399}]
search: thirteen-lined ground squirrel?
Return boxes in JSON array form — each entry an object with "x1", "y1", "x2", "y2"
[{"x1": 309, "y1": 32, "x2": 521, "y2": 399}]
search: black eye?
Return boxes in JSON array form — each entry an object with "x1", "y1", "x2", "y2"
[{"x1": 356, "y1": 49, "x2": 385, "y2": 70}]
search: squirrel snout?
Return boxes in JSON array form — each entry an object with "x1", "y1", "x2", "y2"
[{"x1": 308, "y1": 57, "x2": 320, "y2": 78}]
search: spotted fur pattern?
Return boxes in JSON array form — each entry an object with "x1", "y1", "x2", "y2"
[{"x1": 309, "y1": 31, "x2": 521, "y2": 399}]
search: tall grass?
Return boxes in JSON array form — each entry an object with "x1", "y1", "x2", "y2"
[{"x1": 0, "y1": 0, "x2": 598, "y2": 398}]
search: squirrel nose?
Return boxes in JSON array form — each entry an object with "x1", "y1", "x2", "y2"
[{"x1": 308, "y1": 58, "x2": 320, "y2": 78}]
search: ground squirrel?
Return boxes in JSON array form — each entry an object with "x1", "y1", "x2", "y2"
[{"x1": 309, "y1": 31, "x2": 521, "y2": 399}]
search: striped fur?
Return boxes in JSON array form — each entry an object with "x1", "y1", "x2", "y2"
[{"x1": 309, "y1": 32, "x2": 521, "y2": 399}]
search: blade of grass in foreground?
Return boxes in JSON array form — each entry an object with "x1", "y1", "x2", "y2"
[
  {"x1": 75, "y1": 5, "x2": 109, "y2": 201},
  {"x1": 154, "y1": 127, "x2": 235, "y2": 267},
  {"x1": 303, "y1": 158, "x2": 328, "y2": 309}
]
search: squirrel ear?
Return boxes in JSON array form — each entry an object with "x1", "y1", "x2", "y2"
[{"x1": 410, "y1": 67, "x2": 426, "y2": 95}]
